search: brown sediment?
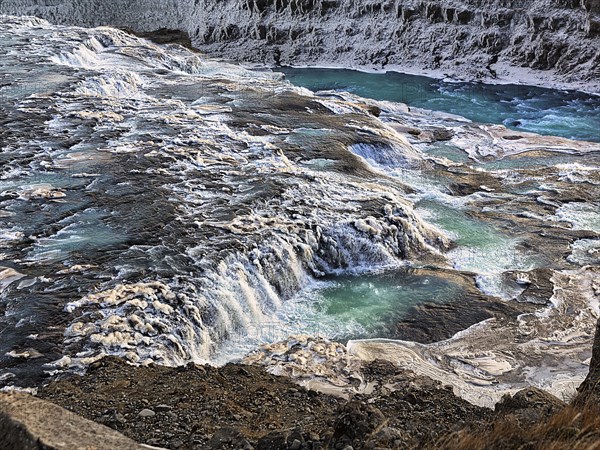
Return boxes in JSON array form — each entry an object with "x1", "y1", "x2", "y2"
[
  {"x1": 35, "y1": 356, "x2": 491, "y2": 449},
  {"x1": 24, "y1": 320, "x2": 600, "y2": 449}
]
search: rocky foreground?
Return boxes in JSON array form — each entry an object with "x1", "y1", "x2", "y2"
[{"x1": 3, "y1": 320, "x2": 600, "y2": 449}]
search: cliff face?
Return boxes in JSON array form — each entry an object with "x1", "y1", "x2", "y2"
[
  {"x1": 1, "y1": 0, "x2": 599, "y2": 89},
  {"x1": 576, "y1": 318, "x2": 600, "y2": 404}
]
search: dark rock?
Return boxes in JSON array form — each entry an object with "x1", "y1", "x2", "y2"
[
  {"x1": 258, "y1": 429, "x2": 306, "y2": 450},
  {"x1": 496, "y1": 387, "x2": 566, "y2": 424},
  {"x1": 366, "y1": 105, "x2": 381, "y2": 117},
  {"x1": 392, "y1": 269, "x2": 536, "y2": 344},
  {"x1": 130, "y1": 28, "x2": 194, "y2": 49},
  {"x1": 431, "y1": 128, "x2": 454, "y2": 141},
  {"x1": 97, "y1": 409, "x2": 128, "y2": 426},
  {"x1": 505, "y1": 268, "x2": 555, "y2": 305},
  {"x1": 329, "y1": 401, "x2": 385, "y2": 448},
  {"x1": 576, "y1": 318, "x2": 600, "y2": 404},
  {"x1": 205, "y1": 427, "x2": 253, "y2": 450},
  {"x1": 257, "y1": 431, "x2": 288, "y2": 450}
]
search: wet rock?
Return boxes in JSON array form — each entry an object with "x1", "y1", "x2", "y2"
[
  {"x1": 431, "y1": 128, "x2": 455, "y2": 141},
  {"x1": 506, "y1": 268, "x2": 555, "y2": 305},
  {"x1": 391, "y1": 124, "x2": 422, "y2": 136},
  {"x1": 366, "y1": 105, "x2": 381, "y2": 117},
  {"x1": 392, "y1": 270, "x2": 535, "y2": 344},
  {"x1": 418, "y1": 127, "x2": 455, "y2": 143}
]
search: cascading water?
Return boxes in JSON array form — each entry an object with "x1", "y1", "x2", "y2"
[
  {"x1": 0, "y1": 15, "x2": 448, "y2": 386},
  {"x1": 1, "y1": 15, "x2": 599, "y2": 406}
]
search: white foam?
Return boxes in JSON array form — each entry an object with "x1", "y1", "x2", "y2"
[{"x1": 552, "y1": 202, "x2": 600, "y2": 233}]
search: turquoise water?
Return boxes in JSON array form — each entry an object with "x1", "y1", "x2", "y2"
[
  {"x1": 27, "y1": 208, "x2": 127, "y2": 263},
  {"x1": 415, "y1": 200, "x2": 544, "y2": 296},
  {"x1": 272, "y1": 67, "x2": 600, "y2": 339},
  {"x1": 281, "y1": 269, "x2": 464, "y2": 340},
  {"x1": 278, "y1": 68, "x2": 600, "y2": 143}
]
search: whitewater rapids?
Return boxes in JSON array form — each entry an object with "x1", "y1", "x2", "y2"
[
  {"x1": 1, "y1": 16, "x2": 599, "y2": 410},
  {"x1": 0, "y1": 15, "x2": 447, "y2": 384}
]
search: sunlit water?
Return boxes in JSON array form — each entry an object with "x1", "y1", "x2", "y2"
[
  {"x1": 280, "y1": 269, "x2": 463, "y2": 340},
  {"x1": 214, "y1": 267, "x2": 474, "y2": 361}
]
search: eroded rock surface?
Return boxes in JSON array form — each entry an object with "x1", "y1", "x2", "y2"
[
  {"x1": 0, "y1": 0, "x2": 599, "y2": 90},
  {"x1": 0, "y1": 392, "x2": 154, "y2": 450}
]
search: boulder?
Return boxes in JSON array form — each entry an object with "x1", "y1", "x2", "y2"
[
  {"x1": 205, "y1": 427, "x2": 253, "y2": 450},
  {"x1": 495, "y1": 387, "x2": 566, "y2": 424},
  {"x1": 0, "y1": 392, "x2": 158, "y2": 450}
]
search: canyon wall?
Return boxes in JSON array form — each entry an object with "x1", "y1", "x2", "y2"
[{"x1": 1, "y1": 0, "x2": 599, "y2": 89}]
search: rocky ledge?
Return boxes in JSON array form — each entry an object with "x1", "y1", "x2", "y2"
[
  {"x1": 0, "y1": 391, "x2": 155, "y2": 450},
  {"x1": 3, "y1": 319, "x2": 600, "y2": 450}
]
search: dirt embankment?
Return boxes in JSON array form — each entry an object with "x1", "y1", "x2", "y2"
[{"x1": 25, "y1": 316, "x2": 600, "y2": 450}]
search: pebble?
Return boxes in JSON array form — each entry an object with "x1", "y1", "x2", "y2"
[
  {"x1": 139, "y1": 408, "x2": 156, "y2": 418},
  {"x1": 156, "y1": 404, "x2": 172, "y2": 412}
]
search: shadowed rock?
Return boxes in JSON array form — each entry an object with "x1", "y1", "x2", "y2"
[
  {"x1": 0, "y1": 392, "x2": 158, "y2": 450},
  {"x1": 575, "y1": 318, "x2": 600, "y2": 405},
  {"x1": 495, "y1": 387, "x2": 566, "y2": 425}
]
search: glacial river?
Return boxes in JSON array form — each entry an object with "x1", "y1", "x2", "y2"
[
  {"x1": 1, "y1": 17, "x2": 599, "y2": 392},
  {"x1": 278, "y1": 67, "x2": 600, "y2": 142}
]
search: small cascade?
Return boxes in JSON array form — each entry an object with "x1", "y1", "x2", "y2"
[
  {"x1": 350, "y1": 142, "x2": 415, "y2": 167},
  {"x1": 0, "y1": 15, "x2": 450, "y2": 373},
  {"x1": 64, "y1": 211, "x2": 446, "y2": 367}
]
